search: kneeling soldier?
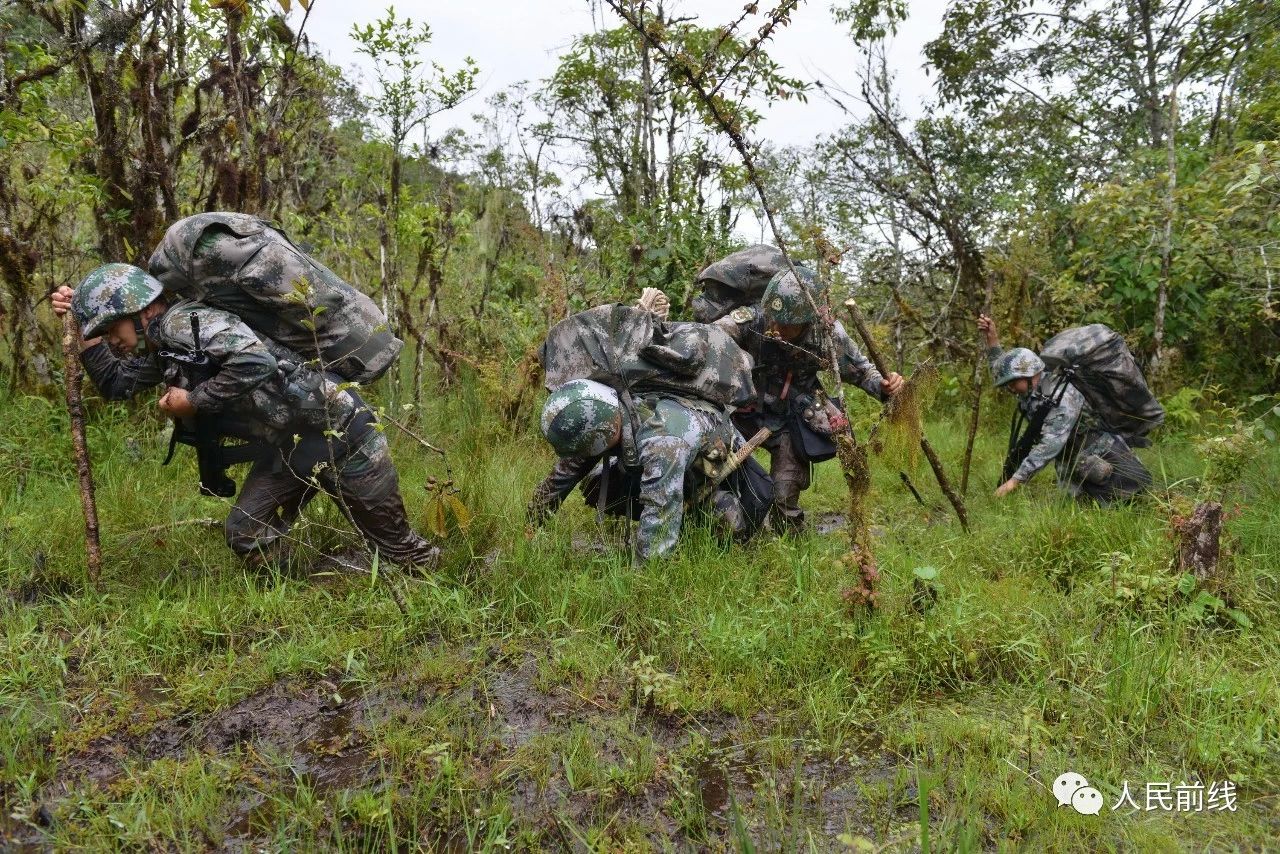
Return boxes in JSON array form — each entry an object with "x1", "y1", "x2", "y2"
[
  {"x1": 979, "y1": 313, "x2": 1155, "y2": 504},
  {"x1": 52, "y1": 264, "x2": 440, "y2": 571},
  {"x1": 529, "y1": 379, "x2": 768, "y2": 563}
]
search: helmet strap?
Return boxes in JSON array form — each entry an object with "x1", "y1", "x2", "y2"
[{"x1": 132, "y1": 315, "x2": 148, "y2": 354}]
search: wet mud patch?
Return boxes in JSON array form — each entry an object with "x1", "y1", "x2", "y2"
[
  {"x1": 689, "y1": 742, "x2": 897, "y2": 845},
  {"x1": 47, "y1": 675, "x2": 377, "y2": 798},
  {"x1": 28, "y1": 650, "x2": 897, "y2": 848},
  {"x1": 816, "y1": 513, "x2": 849, "y2": 535}
]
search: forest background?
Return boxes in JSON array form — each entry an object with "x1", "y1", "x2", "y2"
[{"x1": 2, "y1": 0, "x2": 1279, "y2": 849}]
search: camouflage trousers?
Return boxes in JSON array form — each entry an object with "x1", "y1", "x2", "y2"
[
  {"x1": 762, "y1": 428, "x2": 810, "y2": 532},
  {"x1": 225, "y1": 430, "x2": 439, "y2": 571},
  {"x1": 1060, "y1": 431, "x2": 1152, "y2": 505}
]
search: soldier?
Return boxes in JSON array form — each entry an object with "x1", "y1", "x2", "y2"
[
  {"x1": 528, "y1": 378, "x2": 766, "y2": 563},
  {"x1": 978, "y1": 313, "x2": 1153, "y2": 503},
  {"x1": 713, "y1": 267, "x2": 904, "y2": 531},
  {"x1": 51, "y1": 264, "x2": 440, "y2": 571}
]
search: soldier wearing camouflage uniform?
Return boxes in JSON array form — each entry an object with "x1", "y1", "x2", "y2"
[
  {"x1": 52, "y1": 264, "x2": 439, "y2": 570},
  {"x1": 978, "y1": 314, "x2": 1153, "y2": 503},
  {"x1": 529, "y1": 379, "x2": 753, "y2": 562},
  {"x1": 712, "y1": 266, "x2": 903, "y2": 531}
]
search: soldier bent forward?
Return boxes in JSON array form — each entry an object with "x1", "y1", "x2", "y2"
[{"x1": 53, "y1": 264, "x2": 439, "y2": 571}]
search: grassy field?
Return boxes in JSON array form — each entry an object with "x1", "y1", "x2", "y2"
[{"x1": 1, "y1": 382, "x2": 1278, "y2": 851}]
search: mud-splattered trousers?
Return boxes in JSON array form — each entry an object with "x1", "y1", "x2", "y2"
[
  {"x1": 528, "y1": 394, "x2": 749, "y2": 561},
  {"x1": 714, "y1": 308, "x2": 886, "y2": 530},
  {"x1": 80, "y1": 301, "x2": 437, "y2": 569}
]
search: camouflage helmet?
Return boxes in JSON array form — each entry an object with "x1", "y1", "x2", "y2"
[
  {"x1": 760, "y1": 266, "x2": 822, "y2": 326},
  {"x1": 72, "y1": 263, "x2": 165, "y2": 338},
  {"x1": 540, "y1": 379, "x2": 622, "y2": 458},
  {"x1": 992, "y1": 347, "x2": 1045, "y2": 388}
]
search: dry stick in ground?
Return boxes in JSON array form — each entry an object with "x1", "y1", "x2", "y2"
[
  {"x1": 62, "y1": 313, "x2": 103, "y2": 584},
  {"x1": 1173, "y1": 500, "x2": 1224, "y2": 581},
  {"x1": 844, "y1": 299, "x2": 970, "y2": 532}
]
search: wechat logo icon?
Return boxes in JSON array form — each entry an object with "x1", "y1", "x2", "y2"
[{"x1": 1054, "y1": 772, "x2": 1103, "y2": 816}]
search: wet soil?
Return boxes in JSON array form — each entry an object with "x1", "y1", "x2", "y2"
[{"x1": 8, "y1": 650, "x2": 898, "y2": 850}]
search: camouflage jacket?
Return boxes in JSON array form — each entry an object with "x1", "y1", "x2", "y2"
[
  {"x1": 530, "y1": 393, "x2": 737, "y2": 561},
  {"x1": 712, "y1": 306, "x2": 885, "y2": 420},
  {"x1": 81, "y1": 298, "x2": 366, "y2": 448},
  {"x1": 987, "y1": 345, "x2": 1101, "y2": 484}
]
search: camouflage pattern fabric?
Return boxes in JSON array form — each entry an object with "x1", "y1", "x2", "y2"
[
  {"x1": 714, "y1": 305, "x2": 885, "y2": 422},
  {"x1": 79, "y1": 298, "x2": 437, "y2": 568},
  {"x1": 72, "y1": 263, "x2": 165, "y2": 338},
  {"x1": 541, "y1": 379, "x2": 622, "y2": 458},
  {"x1": 1003, "y1": 370, "x2": 1090, "y2": 484},
  {"x1": 1039, "y1": 324, "x2": 1164, "y2": 439},
  {"x1": 760, "y1": 267, "x2": 824, "y2": 326},
  {"x1": 714, "y1": 305, "x2": 884, "y2": 531},
  {"x1": 991, "y1": 347, "x2": 1045, "y2": 387},
  {"x1": 693, "y1": 244, "x2": 787, "y2": 323},
  {"x1": 82, "y1": 298, "x2": 366, "y2": 448},
  {"x1": 226, "y1": 428, "x2": 440, "y2": 569},
  {"x1": 540, "y1": 304, "x2": 755, "y2": 410},
  {"x1": 529, "y1": 392, "x2": 745, "y2": 561},
  {"x1": 988, "y1": 346, "x2": 1152, "y2": 501},
  {"x1": 148, "y1": 212, "x2": 402, "y2": 383}
]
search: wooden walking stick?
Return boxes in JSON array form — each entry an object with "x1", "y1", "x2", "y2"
[
  {"x1": 844, "y1": 299, "x2": 970, "y2": 532},
  {"x1": 62, "y1": 312, "x2": 103, "y2": 584}
]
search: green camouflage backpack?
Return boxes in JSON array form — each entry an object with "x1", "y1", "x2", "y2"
[
  {"x1": 540, "y1": 304, "x2": 755, "y2": 411},
  {"x1": 148, "y1": 212, "x2": 402, "y2": 383},
  {"x1": 692, "y1": 244, "x2": 787, "y2": 322},
  {"x1": 1040, "y1": 324, "x2": 1165, "y2": 441}
]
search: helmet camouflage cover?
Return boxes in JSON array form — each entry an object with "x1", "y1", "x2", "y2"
[
  {"x1": 760, "y1": 266, "x2": 823, "y2": 326},
  {"x1": 541, "y1": 379, "x2": 623, "y2": 458},
  {"x1": 992, "y1": 347, "x2": 1045, "y2": 388},
  {"x1": 72, "y1": 263, "x2": 165, "y2": 338}
]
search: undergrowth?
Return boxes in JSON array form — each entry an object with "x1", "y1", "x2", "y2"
[{"x1": 1, "y1": 379, "x2": 1277, "y2": 850}]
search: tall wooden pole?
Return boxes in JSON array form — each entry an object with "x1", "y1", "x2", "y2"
[{"x1": 62, "y1": 313, "x2": 103, "y2": 584}]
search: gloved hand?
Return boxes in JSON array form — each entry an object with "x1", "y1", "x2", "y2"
[{"x1": 636, "y1": 287, "x2": 670, "y2": 320}]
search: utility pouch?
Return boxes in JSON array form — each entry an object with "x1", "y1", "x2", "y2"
[
  {"x1": 788, "y1": 393, "x2": 842, "y2": 463},
  {"x1": 278, "y1": 361, "x2": 327, "y2": 411}
]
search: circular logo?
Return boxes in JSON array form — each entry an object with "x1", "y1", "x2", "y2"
[{"x1": 771, "y1": 297, "x2": 784, "y2": 311}]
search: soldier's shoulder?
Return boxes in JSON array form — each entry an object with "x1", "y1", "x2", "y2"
[
  {"x1": 728, "y1": 305, "x2": 758, "y2": 324},
  {"x1": 160, "y1": 300, "x2": 252, "y2": 343}
]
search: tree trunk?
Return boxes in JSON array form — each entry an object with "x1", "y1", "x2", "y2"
[
  {"x1": 1173, "y1": 501, "x2": 1223, "y2": 582},
  {"x1": 1153, "y1": 75, "x2": 1179, "y2": 371}
]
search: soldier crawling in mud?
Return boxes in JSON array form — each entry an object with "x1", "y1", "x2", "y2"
[
  {"x1": 527, "y1": 290, "x2": 772, "y2": 563},
  {"x1": 978, "y1": 313, "x2": 1159, "y2": 503},
  {"x1": 711, "y1": 265, "x2": 904, "y2": 532},
  {"x1": 51, "y1": 265, "x2": 440, "y2": 571}
]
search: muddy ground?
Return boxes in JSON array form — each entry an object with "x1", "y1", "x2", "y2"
[{"x1": 2, "y1": 647, "x2": 914, "y2": 851}]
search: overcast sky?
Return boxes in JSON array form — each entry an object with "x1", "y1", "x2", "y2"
[{"x1": 295, "y1": 0, "x2": 949, "y2": 147}]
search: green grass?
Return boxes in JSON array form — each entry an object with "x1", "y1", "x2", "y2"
[{"x1": 2, "y1": 383, "x2": 1278, "y2": 850}]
